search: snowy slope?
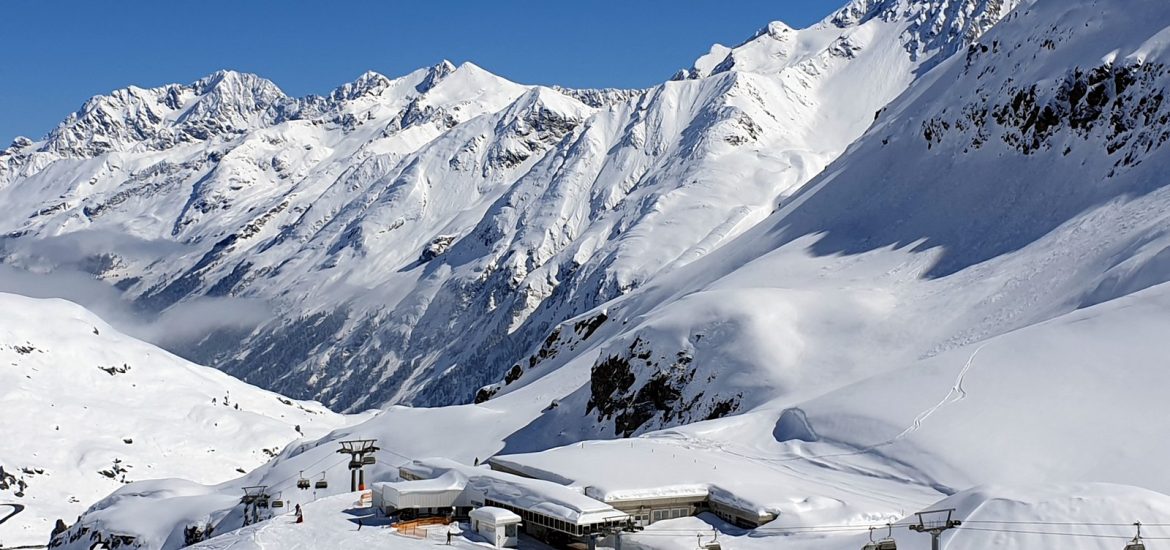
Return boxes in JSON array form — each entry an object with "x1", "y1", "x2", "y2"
[
  {"x1": 125, "y1": 484, "x2": 1170, "y2": 550},
  {"x1": 0, "y1": 293, "x2": 362, "y2": 547},
  {"x1": 50, "y1": 281, "x2": 1170, "y2": 549},
  {"x1": 478, "y1": 0, "x2": 1170, "y2": 443},
  {"x1": 22, "y1": 0, "x2": 1170, "y2": 548},
  {"x1": 617, "y1": 483, "x2": 1170, "y2": 550},
  {"x1": 0, "y1": 0, "x2": 1014, "y2": 413}
]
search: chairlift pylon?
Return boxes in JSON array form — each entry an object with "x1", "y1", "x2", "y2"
[{"x1": 1125, "y1": 522, "x2": 1146, "y2": 550}]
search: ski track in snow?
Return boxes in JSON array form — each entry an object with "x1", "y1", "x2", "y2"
[{"x1": 888, "y1": 343, "x2": 986, "y2": 444}]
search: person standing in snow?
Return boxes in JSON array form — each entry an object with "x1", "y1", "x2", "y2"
[{"x1": 295, "y1": 503, "x2": 304, "y2": 524}]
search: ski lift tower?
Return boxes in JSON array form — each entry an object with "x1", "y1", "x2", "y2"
[
  {"x1": 909, "y1": 509, "x2": 961, "y2": 550},
  {"x1": 241, "y1": 486, "x2": 269, "y2": 526},
  {"x1": 337, "y1": 439, "x2": 379, "y2": 492}
]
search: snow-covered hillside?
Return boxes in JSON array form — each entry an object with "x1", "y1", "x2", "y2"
[
  {"x1": 0, "y1": 293, "x2": 362, "y2": 547},
  {"x1": 49, "y1": 280, "x2": 1170, "y2": 550},
  {"x1": 0, "y1": 0, "x2": 1015, "y2": 412},
  {"x1": 14, "y1": 0, "x2": 1170, "y2": 548}
]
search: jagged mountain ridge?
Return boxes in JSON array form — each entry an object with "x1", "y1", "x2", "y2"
[{"x1": 1, "y1": 0, "x2": 1016, "y2": 412}]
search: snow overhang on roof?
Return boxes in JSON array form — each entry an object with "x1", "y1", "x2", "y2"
[
  {"x1": 375, "y1": 470, "x2": 468, "y2": 493},
  {"x1": 470, "y1": 506, "x2": 522, "y2": 524},
  {"x1": 402, "y1": 457, "x2": 628, "y2": 526}
]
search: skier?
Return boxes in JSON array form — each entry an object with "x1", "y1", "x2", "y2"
[
  {"x1": 295, "y1": 503, "x2": 304, "y2": 524},
  {"x1": 447, "y1": 530, "x2": 453, "y2": 545}
]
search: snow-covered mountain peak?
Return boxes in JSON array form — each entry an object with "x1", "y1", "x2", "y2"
[
  {"x1": 0, "y1": 0, "x2": 1006, "y2": 412},
  {"x1": 411, "y1": 61, "x2": 528, "y2": 114},
  {"x1": 680, "y1": 0, "x2": 1020, "y2": 81},
  {"x1": 178, "y1": 70, "x2": 290, "y2": 127},
  {"x1": 190, "y1": 69, "x2": 285, "y2": 97},
  {"x1": 416, "y1": 59, "x2": 457, "y2": 93},
  {"x1": 34, "y1": 70, "x2": 292, "y2": 159},
  {"x1": 509, "y1": 86, "x2": 589, "y2": 114},
  {"x1": 754, "y1": 20, "x2": 797, "y2": 41},
  {"x1": 327, "y1": 70, "x2": 394, "y2": 101},
  {"x1": 828, "y1": 0, "x2": 1022, "y2": 57}
]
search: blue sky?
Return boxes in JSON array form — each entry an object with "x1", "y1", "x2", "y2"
[{"x1": 0, "y1": 1, "x2": 843, "y2": 143}]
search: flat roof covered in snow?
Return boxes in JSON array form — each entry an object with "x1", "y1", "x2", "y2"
[
  {"x1": 398, "y1": 458, "x2": 628, "y2": 526},
  {"x1": 470, "y1": 506, "x2": 522, "y2": 524},
  {"x1": 375, "y1": 470, "x2": 468, "y2": 494},
  {"x1": 490, "y1": 439, "x2": 786, "y2": 517}
]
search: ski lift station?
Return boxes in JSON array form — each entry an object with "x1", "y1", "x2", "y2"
[
  {"x1": 373, "y1": 470, "x2": 473, "y2": 519},
  {"x1": 373, "y1": 458, "x2": 630, "y2": 542},
  {"x1": 470, "y1": 506, "x2": 522, "y2": 548},
  {"x1": 487, "y1": 454, "x2": 776, "y2": 529}
]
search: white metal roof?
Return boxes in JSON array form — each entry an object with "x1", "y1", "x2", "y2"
[
  {"x1": 470, "y1": 506, "x2": 522, "y2": 524},
  {"x1": 399, "y1": 458, "x2": 629, "y2": 526},
  {"x1": 375, "y1": 470, "x2": 468, "y2": 494}
]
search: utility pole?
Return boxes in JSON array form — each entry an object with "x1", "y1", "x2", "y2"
[
  {"x1": 337, "y1": 439, "x2": 379, "y2": 492},
  {"x1": 909, "y1": 508, "x2": 962, "y2": 550}
]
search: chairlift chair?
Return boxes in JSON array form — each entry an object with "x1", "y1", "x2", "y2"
[
  {"x1": 1126, "y1": 522, "x2": 1146, "y2": 550},
  {"x1": 863, "y1": 525, "x2": 898, "y2": 550},
  {"x1": 362, "y1": 456, "x2": 376, "y2": 465},
  {"x1": 296, "y1": 471, "x2": 310, "y2": 490},
  {"x1": 315, "y1": 472, "x2": 329, "y2": 490}
]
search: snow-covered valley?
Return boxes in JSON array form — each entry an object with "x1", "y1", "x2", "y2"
[{"x1": 4, "y1": 0, "x2": 1170, "y2": 548}]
